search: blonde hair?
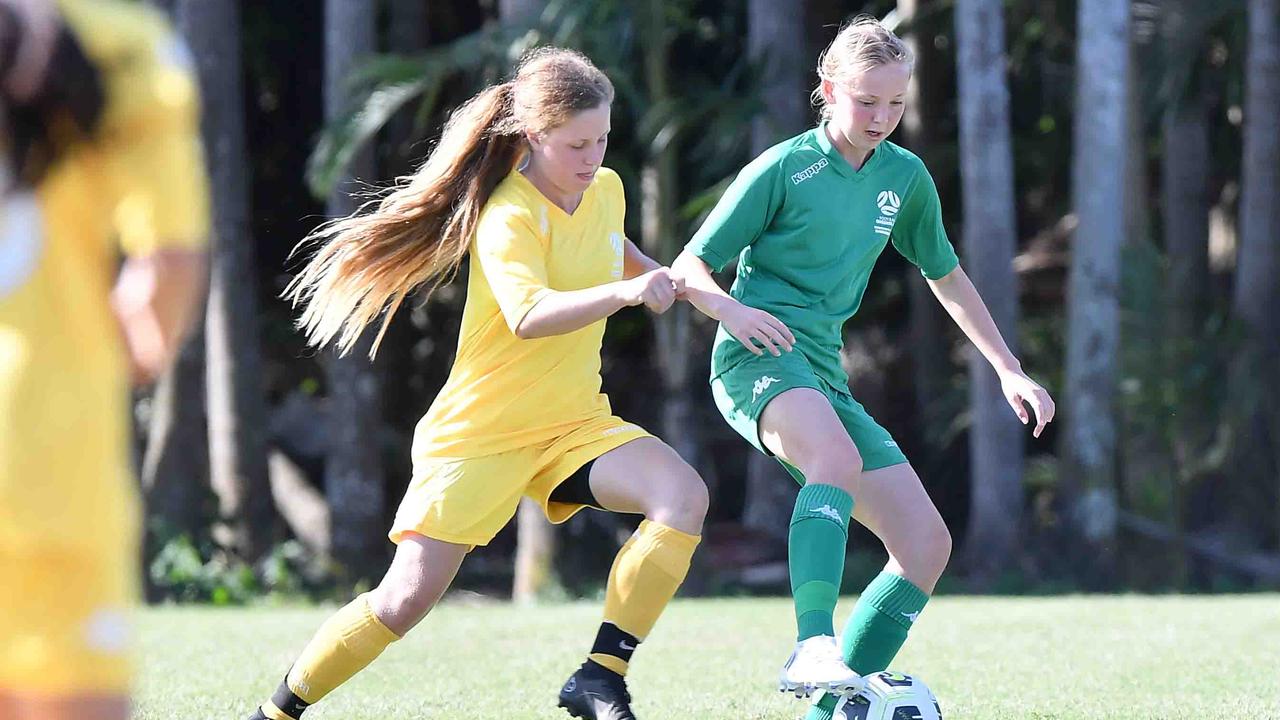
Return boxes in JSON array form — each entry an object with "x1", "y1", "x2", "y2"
[
  {"x1": 287, "y1": 47, "x2": 614, "y2": 356},
  {"x1": 812, "y1": 15, "x2": 913, "y2": 120}
]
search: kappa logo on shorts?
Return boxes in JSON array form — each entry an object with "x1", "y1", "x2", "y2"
[
  {"x1": 752, "y1": 375, "x2": 782, "y2": 401},
  {"x1": 884, "y1": 439, "x2": 899, "y2": 448}
]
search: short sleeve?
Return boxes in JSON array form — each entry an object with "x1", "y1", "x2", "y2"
[
  {"x1": 102, "y1": 29, "x2": 210, "y2": 256},
  {"x1": 685, "y1": 148, "x2": 785, "y2": 273},
  {"x1": 891, "y1": 164, "x2": 959, "y2": 280},
  {"x1": 473, "y1": 204, "x2": 553, "y2": 333}
]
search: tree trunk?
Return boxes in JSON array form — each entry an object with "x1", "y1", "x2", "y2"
[
  {"x1": 498, "y1": 0, "x2": 557, "y2": 602},
  {"x1": 1063, "y1": 0, "x2": 1130, "y2": 583},
  {"x1": 954, "y1": 0, "x2": 1024, "y2": 587},
  {"x1": 740, "y1": 0, "x2": 808, "y2": 544},
  {"x1": 176, "y1": 0, "x2": 274, "y2": 564},
  {"x1": 1158, "y1": 0, "x2": 1209, "y2": 588},
  {"x1": 898, "y1": 0, "x2": 951, "y2": 451},
  {"x1": 325, "y1": 0, "x2": 387, "y2": 583},
  {"x1": 640, "y1": 0, "x2": 698, "y2": 469},
  {"x1": 141, "y1": 312, "x2": 209, "y2": 549},
  {"x1": 1162, "y1": 26, "x2": 1210, "y2": 482},
  {"x1": 1232, "y1": 0, "x2": 1280, "y2": 546},
  {"x1": 1120, "y1": 6, "x2": 1179, "y2": 587}
]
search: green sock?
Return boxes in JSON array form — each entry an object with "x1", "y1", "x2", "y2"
[
  {"x1": 789, "y1": 483, "x2": 854, "y2": 640},
  {"x1": 805, "y1": 572, "x2": 930, "y2": 719}
]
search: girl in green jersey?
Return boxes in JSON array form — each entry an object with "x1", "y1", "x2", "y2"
[{"x1": 673, "y1": 16, "x2": 1054, "y2": 716}]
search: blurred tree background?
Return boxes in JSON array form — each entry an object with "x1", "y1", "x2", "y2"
[{"x1": 135, "y1": 0, "x2": 1280, "y2": 603}]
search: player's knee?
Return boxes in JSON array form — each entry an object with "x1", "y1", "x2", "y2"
[
  {"x1": 906, "y1": 518, "x2": 951, "y2": 581},
  {"x1": 370, "y1": 571, "x2": 440, "y2": 635},
  {"x1": 648, "y1": 463, "x2": 708, "y2": 533},
  {"x1": 802, "y1": 444, "x2": 863, "y2": 494}
]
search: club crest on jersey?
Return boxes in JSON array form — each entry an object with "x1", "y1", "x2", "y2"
[
  {"x1": 874, "y1": 189, "x2": 901, "y2": 237},
  {"x1": 791, "y1": 158, "x2": 828, "y2": 185},
  {"x1": 609, "y1": 232, "x2": 625, "y2": 279}
]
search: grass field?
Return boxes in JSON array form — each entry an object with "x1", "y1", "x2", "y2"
[{"x1": 134, "y1": 594, "x2": 1280, "y2": 719}]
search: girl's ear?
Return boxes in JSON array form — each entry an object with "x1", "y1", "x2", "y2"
[
  {"x1": 820, "y1": 78, "x2": 837, "y2": 106},
  {"x1": 524, "y1": 130, "x2": 542, "y2": 151}
]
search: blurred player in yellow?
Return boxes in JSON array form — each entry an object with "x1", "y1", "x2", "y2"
[{"x1": 0, "y1": 1, "x2": 208, "y2": 718}]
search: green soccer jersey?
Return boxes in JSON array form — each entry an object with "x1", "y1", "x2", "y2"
[{"x1": 687, "y1": 123, "x2": 959, "y2": 389}]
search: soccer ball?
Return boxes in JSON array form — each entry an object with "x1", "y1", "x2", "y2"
[{"x1": 831, "y1": 671, "x2": 942, "y2": 720}]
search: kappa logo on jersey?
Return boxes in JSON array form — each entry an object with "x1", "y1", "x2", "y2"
[
  {"x1": 791, "y1": 158, "x2": 829, "y2": 185},
  {"x1": 873, "y1": 189, "x2": 901, "y2": 237},
  {"x1": 609, "y1": 232, "x2": 625, "y2": 279},
  {"x1": 0, "y1": 191, "x2": 45, "y2": 299},
  {"x1": 752, "y1": 375, "x2": 782, "y2": 401}
]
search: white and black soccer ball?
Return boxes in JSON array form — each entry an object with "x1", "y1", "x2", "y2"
[{"x1": 832, "y1": 671, "x2": 942, "y2": 720}]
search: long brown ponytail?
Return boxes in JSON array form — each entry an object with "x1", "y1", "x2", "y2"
[{"x1": 287, "y1": 47, "x2": 614, "y2": 356}]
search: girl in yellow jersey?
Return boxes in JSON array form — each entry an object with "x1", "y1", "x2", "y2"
[
  {"x1": 0, "y1": 1, "x2": 209, "y2": 719},
  {"x1": 247, "y1": 48, "x2": 707, "y2": 720}
]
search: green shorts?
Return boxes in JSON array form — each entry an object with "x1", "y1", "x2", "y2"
[{"x1": 710, "y1": 351, "x2": 908, "y2": 482}]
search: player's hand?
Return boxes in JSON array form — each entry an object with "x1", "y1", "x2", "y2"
[
  {"x1": 999, "y1": 370, "x2": 1055, "y2": 438},
  {"x1": 718, "y1": 299, "x2": 795, "y2": 357},
  {"x1": 618, "y1": 268, "x2": 683, "y2": 314}
]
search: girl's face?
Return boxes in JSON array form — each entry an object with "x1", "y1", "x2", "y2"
[
  {"x1": 525, "y1": 103, "x2": 611, "y2": 199},
  {"x1": 821, "y1": 61, "x2": 911, "y2": 161}
]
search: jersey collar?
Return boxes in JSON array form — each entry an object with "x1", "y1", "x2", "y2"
[{"x1": 815, "y1": 121, "x2": 884, "y2": 180}]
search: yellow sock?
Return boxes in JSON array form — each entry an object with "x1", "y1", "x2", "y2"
[
  {"x1": 588, "y1": 520, "x2": 700, "y2": 675},
  {"x1": 258, "y1": 593, "x2": 400, "y2": 719}
]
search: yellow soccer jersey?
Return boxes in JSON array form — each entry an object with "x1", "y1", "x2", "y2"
[
  {"x1": 0, "y1": 0, "x2": 210, "y2": 554},
  {"x1": 411, "y1": 166, "x2": 629, "y2": 460}
]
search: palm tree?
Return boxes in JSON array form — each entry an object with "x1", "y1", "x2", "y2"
[
  {"x1": 740, "y1": 0, "x2": 807, "y2": 546},
  {"x1": 639, "y1": 0, "x2": 699, "y2": 469},
  {"x1": 1158, "y1": 0, "x2": 1212, "y2": 584},
  {"x1": 1063, "y1": 0, "x2": 1131, "y2": 581},
  {"x1": 1232, "y1": 0, "x2": 1280, "y2": 544},
  {"x1": 323, "y1": 0, "x2": 387, "y2": 583},
  {"x1": 177, "y1": 0, "x2": 274, "y2": 563},
  {"x1": 954, "y1": 0, "x2": 1024, "y2": 586},
  {"x1": 896, "y1": 0, "x2": 951, "y2": 462},
  {"x1": 141, "y1": 317, "x2": 208, "y2": 562}
]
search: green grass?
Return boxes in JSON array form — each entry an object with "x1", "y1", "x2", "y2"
[{"x1": 135, "y1": 594, "x2": 1280, "y2": 719}]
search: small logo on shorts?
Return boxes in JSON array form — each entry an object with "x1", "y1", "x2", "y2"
[
  {"x1": 884, "y1": 440, "x2": 899, "y2": 448},
  {"x1": 752, "y1": 375, "x2": 781, "y2": 401}
]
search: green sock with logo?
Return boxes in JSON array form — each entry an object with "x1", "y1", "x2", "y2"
[
  {"x1": 789, "y1": 483, "x2": 855, "y2": 640},
  {"x1": 804, "y1": 572, "x2": 930, "y2": 719}
]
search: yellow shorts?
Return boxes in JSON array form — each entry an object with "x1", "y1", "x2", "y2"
[
  {"x1": 0, "y1": 540, "x2": 137, "y2": 695},
  {"x1": 390, "y1": 415, "x2": 651, "y2": 547}
]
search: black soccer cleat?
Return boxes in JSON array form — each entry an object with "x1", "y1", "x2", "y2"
[{"x1": 557, "y1": 660, "x2": 637, "y2": 720}]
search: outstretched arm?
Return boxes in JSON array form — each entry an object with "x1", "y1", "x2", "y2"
[
  {"x1": 927, "y1": 265, "x2": 1055, "y2": 437},
  {"x1": 672, "y1": 249, "x2": 794, "y2": 357},
  {"x1": 514, "y1": 269, "x2": 682, "y2": 339},
  {"x1": 112, "y1": 248, "x2": 208, "y2": 385},
  {"x1": 623, "y1": 238, "x2": 662, "y2": 278}
]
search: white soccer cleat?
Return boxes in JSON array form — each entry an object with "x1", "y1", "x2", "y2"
[{"x1": 777, "y1": 635, "x2": 866, "y2": 699}]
